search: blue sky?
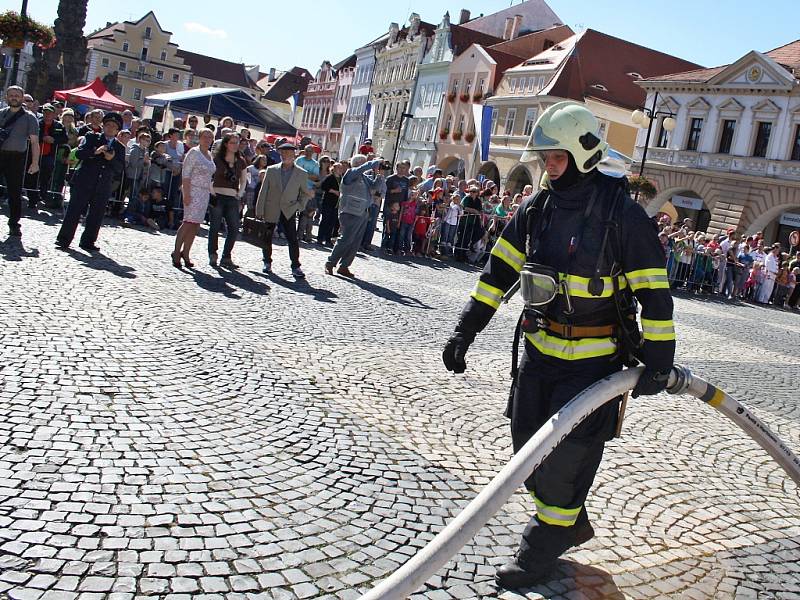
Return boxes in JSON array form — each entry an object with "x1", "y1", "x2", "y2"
[{"x1": 7, "y1": 0, "x2": 800, "y2": 73}]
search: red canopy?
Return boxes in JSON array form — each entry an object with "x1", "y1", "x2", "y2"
[{"x1": 54, "y1": 78, "x2": 133, "y2": 112}]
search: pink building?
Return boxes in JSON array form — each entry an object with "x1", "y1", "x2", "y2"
[
  {"x1": 299, "y1": 61, "x2": 337, "y2": 151},
  {"x1": 436, "y1": 44, "x2": 525, "y2": 178},
  {"x1": 327, "y1": 55, "x2": 356, "y2": 159}
]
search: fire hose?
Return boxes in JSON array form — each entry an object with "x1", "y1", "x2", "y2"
[{"x1": 359, "y1": 365, "x2": 800, "y2": 600}]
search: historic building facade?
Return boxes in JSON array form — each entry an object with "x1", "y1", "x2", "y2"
[
  {"x1": 340, "y1": 38, "x2": 385, "y2": 159},
  {"x1": 85, "y1": 12, "x2": 191, "y2": 110},
  {"x1": 299, "y1": 61, "x2": 337, "y2": 151},
  {"x1": 635, "y1": 41, "x2": 800, "y2": 241},
  {"x1": 327, "y1": 56, "x2": 356, "y2": 159},
  {"x1": 369, "y1": 15, "x2": 434, "y2": 158},
  {"x1": 484, "y1": 29, "x2": 699, "y2": 192}
]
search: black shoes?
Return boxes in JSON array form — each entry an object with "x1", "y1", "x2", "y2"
[
  {"x1": 495, "y1": 509, "x2": 595, "y2": 589},
  {"x1": 79, "y1": 243, "x2": 101, "y2": 253},
  {"x1": 8, "y1": 225, "x2": 21, "y2": 237}
]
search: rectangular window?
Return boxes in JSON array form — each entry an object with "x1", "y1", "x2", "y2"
[
  {"x1": 491, "y1": 108, "x2": 498, "y2": 134},
  {"x1": 451, "y1": 79, "x2": 459, "y2": 95},
  {"x1": 200, "y1": 81, "x2": 206, "y2": 88},
  {"x1": 188, "y1": 75, "x2": 194, "y2": 86},
  {"x1": 686, "y1": 117, "x2": 703, "y2": 151},
  {"x1": 717, "y1": 119, "x2": 736, "y2": 154},
  {"x1": 538, "y1": 76, "x2": 545, "y2": 90},
  {"x1": 122, "y1": 41, "x2": 129, "y2": 53},
  {"x1": 116, "y1": 85, "x2": 123, "y2": 97},
  {"x1": 457, "y1": 114, "x2": 465, "y2": 133},
  {"x1": 140, "y1": 47, "x2": 147, "y2": 61},
  {"x1": 518, "y1": 78, "x2": 526, "y2": 93},
  {"x1": 523, "y1": 108, "x2": 537, "y2": 136},
  {"x1": 144, "y1": 27, "x2": 152, "y2": 39},
  {"x1": 504, "y1": 108, "x2": 517, "y2": 134},
  {"x1": 509, "y1": 78, "x2": 517, "y2": 93},
  {"x1": 753, "y1": 121, "x2": 771, "y2": 157},
  {"x1": 133, "y1": 88, "x2": 142, "y2": 101},
  {"x1": 156, "y1": 70, "x2": 164, "y2": 80},
  {"x1": 172, "y1": 73, "x2": 179, "y2": 83},
  {"x1": 465, "y1": 78, "x2": 472, "y2": 95},
  {"x1": 101, "y1": 57, "x2": 109, "y2": 67},
  {"x1": 791, "y1": 125, "x2": 800, "y2": 161},
  {"x1": 427, "y1": 120, "x2": 436, "y2": 142},
  {"x1": 119, "y1": 61, "x2": 127, "y2": 72},
  {"x1": 656, "y1": 120, "x2": 669, "y2": 147},
  {"x1": 434, "y1": 83, "x2": 443, "y2": 106},
  {"x1": 527, "y1": 77, "x2": 536, "y2": 92}
]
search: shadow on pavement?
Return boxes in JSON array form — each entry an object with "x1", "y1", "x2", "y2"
[
  {"x1": 189, "y1": 268, "x2": 241, "y2": 299},
  {"x1": 516, "y1": 560, "x2": 626, "y2": 599},
  {"x1": 215, "y1": 266, "x2": 270, "y2": 296},
  {"x1": 251, "y1": 270, "x2": 337, "y2": 303},
  {"x1": 0, "y1": 237, "x2": 40, "y2": 261},
  {"x1": 349, "y1": 277, "x2": 433, "y2": 309},
  {"x1": 66, "y1": 248, "x2": 136, "y2": 279}
]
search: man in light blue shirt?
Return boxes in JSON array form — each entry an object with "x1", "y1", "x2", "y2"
[{"x1": 295, "y1": 144, "x2": 320, "y2": 241}]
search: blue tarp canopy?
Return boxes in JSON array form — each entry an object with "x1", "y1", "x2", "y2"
[{"x1": 144, "y1": 87, "x2": 296, "y2": 135}]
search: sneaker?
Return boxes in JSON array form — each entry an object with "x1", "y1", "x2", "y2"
[
  {"x1": 209, "y1": 253, "x2": 218, "y2": 267},
  {"x1": 219, "y1": 257, "x2": 239, "y2": 269},
  {"x1": 292, "y1": 266, "x2": 305, "y2": 279},
  {"x1": 262, "y1": 261, "x2": 272, "y2": 274}
]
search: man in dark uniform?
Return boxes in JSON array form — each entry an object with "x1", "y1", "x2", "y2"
[
  {"x1": 56, "y1": 112, "x2": 125, "y2": 252},
  {"x1": 442, "y1": 102, "x2": 676, "y2": 588}
]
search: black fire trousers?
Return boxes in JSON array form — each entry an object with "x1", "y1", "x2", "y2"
[{"x1": 0, "y1": 150, "x2": 26, "y2": 230}]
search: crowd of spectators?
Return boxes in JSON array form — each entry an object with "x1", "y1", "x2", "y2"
[
  {"x1": 2, "y1": 84, "x2": 798, "y2": 308},
  {"x1": 659, "y1": 216, "x2": 800, "y2": 309}
]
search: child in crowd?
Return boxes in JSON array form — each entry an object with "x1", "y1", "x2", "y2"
[
  {"x1": 413, "y1": 202, "x2": 433, "y2": 257},
  {"x1": 123, "y1": 188, "x2": 159, "y2": 231},
  {"x1": 148, "y1": 141, "x2": 172, "y2": 191},
  {"x1": 383, "y1": 202, "x2": 402, "y2": 255},
  {"x1": 745, "y1": 262, "x2": 763, "y2": 300},
  {"x1": 441, "y1": 193, "x2": 462, "y2": 255},
  {"x1": 148, "y1": 186, "x2": 170, "y2": 230},
  {"x1": 398, "y1": 189, "x2": 419, "y2": 256},
  {"x1": 774, "y1": 262, "x2": 791, "y2": 307}
]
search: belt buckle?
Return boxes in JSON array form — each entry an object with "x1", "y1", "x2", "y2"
[{"x1": 563, "y1": 323, "x2": 573, "y2": 338}]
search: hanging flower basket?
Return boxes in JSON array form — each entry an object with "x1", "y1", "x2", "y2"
[
  {"x1": 452, "y1": 130, "x2": 463, "y2": 141},
  {"x1": 439, "y1": 129, "x2": 449, "y2": 140},
  {"x1": 472, "y1": 92, "x2": 483, "y2": 102},
  {"x1": 0, "y1": 11, "x2": 56, "y2": 50},
  {"x1": 459, "y1": 93, "x2": 471, "y2": 103},
  {"x1": 447, "y1": 93, "x2": 456, "y2": 103},
  {"x1": 464, "y1": 132, "x2": 475, "y2": 143},
  {"x1": 628, "y1": 175, "x2": 657, "y2": 199}
]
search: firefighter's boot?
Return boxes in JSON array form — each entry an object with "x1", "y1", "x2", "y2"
[{"x1": 495, "y1": 507, "x2": 594, "y2": 589}]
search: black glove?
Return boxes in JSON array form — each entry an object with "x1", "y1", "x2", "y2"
[
  {"x1": 631, "y1": 367, "x2": 671, "y2": 398},
  {"x1": 442, "y1": 330, "x2": 475, "y2": 374}
]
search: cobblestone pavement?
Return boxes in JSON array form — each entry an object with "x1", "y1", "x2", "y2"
[{"x1": 1, "y1": 215, "x2": 799, "y2": 600}]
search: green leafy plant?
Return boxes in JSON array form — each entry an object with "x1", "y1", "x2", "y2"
[
  {"x1": 0, "y1": 11, "x2": 56, "y2": 49},
  {"x1": 628, "y1": 175, "x2": 657, "y2": 199}
]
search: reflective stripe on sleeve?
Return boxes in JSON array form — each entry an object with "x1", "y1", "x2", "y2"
[
  {"x1": 531, "y1": 493, "x2": 582, "y2": 527},
  {"x1": 625, "y1": 268, "x2": 669, "y2": 291},
  {"x1": 641, "y1": 317, "x2": 676, "y2": 341},
  {"x1": 524, "y1": 330, "x2": 617, "y2": 361},
  {"x1": 490, "y1": 236, "x2": 525, "y2": 272},
  {"x1": 470, "y1": 280, "x2": 504, "y2": 310}
]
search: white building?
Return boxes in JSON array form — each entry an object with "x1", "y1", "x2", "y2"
[
  {"x1": 635, "y1": 40, "x2": 800, "y2": 241},
  {"x1": 340, "y1": 37, "x2": 385, "y2": 159}
]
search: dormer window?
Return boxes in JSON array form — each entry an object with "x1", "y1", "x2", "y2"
[
  {"x1": 591, "y1": 83, "x2": 608, "y2": 92},
  {"x1": 627, "y1": 72, "x2": 643, "y2": 80},
  {"x1": 122, "y1": 41, "x2": 129, "y2": 53},
  {"x1": 144, "y1": 26, "x2": 152, "y2": 39}
]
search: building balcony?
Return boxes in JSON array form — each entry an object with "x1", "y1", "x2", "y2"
[
  {"x1": 638, "y1": 148, "x2": 800, "y2": 182},
  {"x1": 119, "y1": 70, "x2": 158, "y2": 82}
]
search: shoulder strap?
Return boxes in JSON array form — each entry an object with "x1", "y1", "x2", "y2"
[{"x1": 524, "y1": 189, "x2": 550, "y2": 259}]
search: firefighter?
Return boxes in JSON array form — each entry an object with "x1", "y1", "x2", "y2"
[{"x1": 442, "y1": 101, "x2": 675, "y2": 588}]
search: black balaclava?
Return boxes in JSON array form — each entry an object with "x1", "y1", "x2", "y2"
[{"x1": 549, "y1": 152, "x2": 583, "y2": 191}]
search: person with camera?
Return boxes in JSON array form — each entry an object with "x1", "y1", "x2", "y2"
[
  {"x1": 324, "y1": 155, "x2": 388, "y2": 278},
  {"x1": 0, "y1": 86, "x2": 40, "y2": 238},
  {"x1": 208, "y1": 133, "x2": 247, "y2": 269},
  {"x1": 56, "y1": 112, "x2": 126, "y2": 252},
  {"x1": 442, "y1": 102, "x2": 675, "y2": 589}
]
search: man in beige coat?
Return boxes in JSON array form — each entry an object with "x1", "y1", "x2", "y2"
[{"x1": 255, "y1": 142, "x2": 311, "y2": 278}]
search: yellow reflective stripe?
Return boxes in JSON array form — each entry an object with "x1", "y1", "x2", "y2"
[
  {"x1": 524, "y1": 330, "x2": 617, "y2": 360},
  {"x1": 641, "y1": 318, "x2": 676, "y2": 341},
  {"x1": 625, "y1": 268, "x2": 669, "y2": 291},
  {"x1": 559, "y1": 273, "x2": 628, "y2": 299},
  {"x1": 531, "y1": 493, "x2": 581, "y2": 527},
  {"x1": 491, "y1": 237, "x2": 525, "y2": 272},
  {"x1": 470, "y1": 280, "x2": 504, "y2": 310}
]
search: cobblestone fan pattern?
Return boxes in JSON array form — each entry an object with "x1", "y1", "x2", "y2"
[{"x1": 0, "y1": 218, "x2": 799, "y2": 600}]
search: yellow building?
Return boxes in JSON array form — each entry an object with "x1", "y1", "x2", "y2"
[{"x1": 85, "y1": 12, "x2": 191, "y2": 111}]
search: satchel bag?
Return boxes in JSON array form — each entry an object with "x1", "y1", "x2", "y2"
[{"x1": 0, "y1": 109, "x2": 27, "y2": 149}]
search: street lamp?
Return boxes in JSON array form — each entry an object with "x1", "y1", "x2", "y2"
[
  {"x1": 391, "y1": 111, "x2": 414, "y2": 167},
  {"x1": 630, "y1": 91, "x2": 676, "y2": 201}
]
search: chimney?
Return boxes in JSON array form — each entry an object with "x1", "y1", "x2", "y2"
[
  {"x1": 510, "y1": 15, "x2": 523, "y2": 39},
  {"x1": 458, "y1": 9, "x2": 470, "y2": 24},
  {"x1": 268, "y1": 67, "x2": 276, "y2": 82},
  {"x1": 503, "y1": 17, "x2": 514, "y2": 40}
]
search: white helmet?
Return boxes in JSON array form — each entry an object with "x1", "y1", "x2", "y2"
[{"x1": 520, "y1": 101, "x2": 609, "y2": 173}]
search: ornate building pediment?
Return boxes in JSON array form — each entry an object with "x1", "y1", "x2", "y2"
[
  {"x1": 707, "y1": 50, "x2": 795, "y2": 90},
  {"x1": 752, "y1": 98, "x2": 782, "y2": 120},
  {"x1": 717, "y1": 97, "x2": 744, "y2": 119},
  {"x1": 686, "y1": 97, "x2": 711, "y2": 117}
]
